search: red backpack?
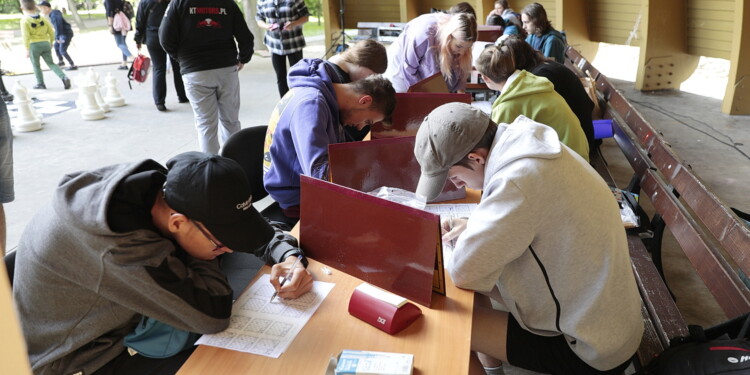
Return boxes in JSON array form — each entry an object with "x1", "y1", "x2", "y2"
[{"x1": 128, "y1": 54, "x2": 151, "y2": 89}]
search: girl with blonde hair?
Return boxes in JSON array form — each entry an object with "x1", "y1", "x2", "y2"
[
  {"x1": 385, "y1": 12, "x2": 477, "y2": 93},
  {"x1": 475, "y1": 38, "x2": 589, "y2": 161}
]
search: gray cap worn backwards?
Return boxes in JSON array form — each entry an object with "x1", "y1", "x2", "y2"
[
  {"x1": 163, "y1": 152, "x2": 275, "y2": 253},
  {"x1": 414, "y1": 103, "x2": 491, "y2": 201}
]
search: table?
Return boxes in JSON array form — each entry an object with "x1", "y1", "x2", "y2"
[
  {"x1": 178, "y1": 258, "x2": 476, "y2": 374},
  {"x1": 179, "y1": 189, "x2": 483, "y2": 374}
]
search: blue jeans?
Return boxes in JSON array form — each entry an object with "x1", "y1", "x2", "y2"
[
  {"x1": 54, "y1": 34, "x2": 75, "y2": 66},
  {"x1": 113, "y1": 33, "x2": 132, "y2": 62}
]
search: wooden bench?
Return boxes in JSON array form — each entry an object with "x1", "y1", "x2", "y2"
[{"x1": 562, "y1": 46, "x2": 750, "y2": 369}]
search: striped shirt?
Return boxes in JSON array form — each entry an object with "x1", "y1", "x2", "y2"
[{"x1": 256, "y1": 0, "x2": 309, "y2": 55}]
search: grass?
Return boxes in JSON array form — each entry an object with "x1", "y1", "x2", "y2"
[
  {"x1": 0, "y1": 10, "x2": 106, "y2": 31},
  {"x1": 1, "y1": 11, "x2": 325, "y2": 36}
]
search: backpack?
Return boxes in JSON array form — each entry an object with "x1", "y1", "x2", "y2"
[
  {"x1": 128, "y1": 54, "x2": 151, "y2": 89},
  {"x1": 122, "y1": 1, "x2": 135, "y2": 19},
  {"x1": 124, "y1": 316, "x2": 200, "y2": 358},
  {"x1": 641, "y1": 313, "x2": 750, "y2": 375}
]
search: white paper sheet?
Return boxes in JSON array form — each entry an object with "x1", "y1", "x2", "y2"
[
  {"x1": 195, "y1": 274, "x2": 334, "y2": 358},
  {"x1": 425, "y1": 203, "x2": 478, "y2": 260}
]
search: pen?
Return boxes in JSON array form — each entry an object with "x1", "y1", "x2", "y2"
[
  {"x1": 448, "y1": 207, "x2": 456, "y2": 249},
  {"x1": 269, "y1": 254, "x2": 304, "y2": 302}
]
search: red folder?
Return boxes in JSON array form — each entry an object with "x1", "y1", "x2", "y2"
[
  {"x1": 477, "y1": 25, "x2": 503, "y2": 42},
  {"x1": 371, "y1": 92, "x2": 471, "y2": 140},
  {"x1": 328, "y1": 136, "x2": 466, "y2": 202},
  {"x1": 299, "y1": 175, "x2": 444, "y2": 307},
  {"x1": 406, "y1": 72, "x2": 449, "y2": 93}
]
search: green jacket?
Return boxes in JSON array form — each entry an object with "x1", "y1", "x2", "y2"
[
  {"x1": 491, "y1": 70, "x2": 590, "y2": 161},
  {"x1": 21, "y1": 13, "x2": 54, "y2": 50}
]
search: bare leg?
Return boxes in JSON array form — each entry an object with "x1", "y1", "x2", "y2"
[
  {"x1": 0, "y1": 204, "x2": 6, "y2": 256},
  {"x1": 471, "y1": 296, "x2": 510, "y2": 365}
]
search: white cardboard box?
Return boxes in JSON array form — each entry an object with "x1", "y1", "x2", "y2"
[{"x1": 333, "y1": 350, "x2": 413, "y2": 375}]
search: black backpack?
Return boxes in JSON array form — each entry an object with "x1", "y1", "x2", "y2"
[{"x1": 642, "y1": 313, "x2": 750, "y2": 374}]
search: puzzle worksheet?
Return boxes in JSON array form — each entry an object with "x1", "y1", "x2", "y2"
[{"x1": 195, "y1": 274, "x2": 334, "y2": 358}]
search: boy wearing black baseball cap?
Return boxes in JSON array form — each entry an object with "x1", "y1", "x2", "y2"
[
  {"x1": 414, "y1": 103, "x2": 642, "y2": 375},
  {"x1": 13, "y1": 151, "x2": 312, "y2": 375}
]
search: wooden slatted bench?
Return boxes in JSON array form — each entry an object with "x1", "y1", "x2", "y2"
[{"x1": 563, "y1": 46, "x2": 750, "y2": 370}]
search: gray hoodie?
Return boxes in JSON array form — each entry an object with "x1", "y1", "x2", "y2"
[
  {"x1": 450, "y1": 116, "x2": 643, "y2": 370},
  {"x1": 13, "y1": 160, "x2": 296, "y2": 375}
]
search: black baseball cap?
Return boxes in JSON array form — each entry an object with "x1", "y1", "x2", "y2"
[
  {"x1": 163, "y1": 152, "x2": 275, "y2": 253},
  {"x1": 38, "y1": 1, "x2": 51, "y2": 7}
]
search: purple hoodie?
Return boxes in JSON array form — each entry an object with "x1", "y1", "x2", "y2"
[
  {"x1": 262, "y1": 58, "x2": 344, "y2": 209},
  {"x1": 384, "y1": 13, "x2": 465, "y2": 93}
]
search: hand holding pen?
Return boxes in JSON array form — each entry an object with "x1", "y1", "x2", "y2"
[
  {"x1": 269, "y1": 254, "x2": 313, "y2": 301},
  {"x1": 441, "y1": 210, "x2": 468, "y2": 248}
]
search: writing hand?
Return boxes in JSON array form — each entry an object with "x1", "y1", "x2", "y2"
[
  {"x1": 441, "y1": 217, "x2": 468, "y2": 244},
  {"x1": 270, "y1": 256, "x2": 313, "y2": 299}
]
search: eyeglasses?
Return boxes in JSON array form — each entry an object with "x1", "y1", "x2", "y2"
[{"x1": 192, "y1": 221, "x2": 226, "y2": 254}]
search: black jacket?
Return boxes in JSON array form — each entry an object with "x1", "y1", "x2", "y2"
[
  {"x1": 531, "y1": 61, "x2": 596, "y2": 150},
  {"x1": 134, "y1": 0, "x2": 168, "y2": 45},
  {"x1": 159, "y1": 0, "x2": 254, "y2": 74}
]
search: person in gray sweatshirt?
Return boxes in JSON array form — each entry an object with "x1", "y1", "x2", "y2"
[
  {"x1": 414, "y1": 103, "x2": 642, "y2": 375},
  {"x1": 13, "y1": 151, "x2": 313, "y2": 375}
]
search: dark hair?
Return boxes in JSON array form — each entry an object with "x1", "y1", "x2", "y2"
[
  {"x1": 448, "y1": 2, "x2": 476, "y2": 18},
  {"x1": 522, "y1": 2, "x2": 553, "y2": 35},
  {"x1": 21, "y1": 0, "x2": 37, "y2": 11},
  {"x1": 454, "y1": 120, "x2": 499, "y2": 169},
  {"x1": 350, "y1": 75, "x2": 397, "y2": 121},
  {"x1": 475, "y1": 41, "x2": 516, "y2": 84},
  {"x1": 340, "y1": 39, "x2": 387, "y2": 74},
  {"x1": 486, "y1": 14, "x2": 505, "y2": 27},
  {"x1": 494, "y1": 0, "x2": 509, "y2": 8},
  {"x1": 502, "y1": 35, "x2": 547, "y2": 70}
]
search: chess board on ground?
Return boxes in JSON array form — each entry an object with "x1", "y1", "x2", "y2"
[{"x1": 7, "y1": 98, "x2": 76, "y2": 120}]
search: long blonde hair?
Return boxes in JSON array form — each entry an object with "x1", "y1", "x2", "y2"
[{"x1": 436, "y1": 13, "x2": 477, "y2": 86}]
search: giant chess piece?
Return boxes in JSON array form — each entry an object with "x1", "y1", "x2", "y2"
[
  {"x1": 78, "y1": 79, "x2": 105, "y2": 121},
  {"x1": 11, "y1": 81, "x2": 42, "y2": 132},
  {"x1": 104, "y1": 73, "x2": 126, "y2": 107},
  {"x1": 87, "y1": 68, "x2": 110, "y2": 113}
]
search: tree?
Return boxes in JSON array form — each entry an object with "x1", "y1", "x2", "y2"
[
  {"x1": 66, "y1": 0, "x2": 86, "y2": 31},
  {"x1": 241, "y1": 0, "x2": 267, "y2": 52},
  {"x1": 304, "y1": 0, "x2": 321, "y2": 25}
]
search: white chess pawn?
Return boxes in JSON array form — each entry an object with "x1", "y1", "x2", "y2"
[
  {"x1": 104, "y1": 73, "x2": 126, "y2": 107},
  {"x1": 75, "y1": 72, "x2": 92, "y2": 109},
  {"x1": 87, "y1": 68, "x2": 110, "y2": 113},
  {"x1": 11, "y1": 82, "x2": 42, "y2": 132},
  {"x1": 78, "y1": 82, "x2": 105, "y2": 120}
]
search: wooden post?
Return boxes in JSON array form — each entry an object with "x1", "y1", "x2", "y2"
[
  {"x1": 557, "y1": 0, "x2": 598, "y2": 60},
  {"x1": 722, "y1": 0, "x2": 750, "y2": 115},
  {"x1": 635, "y1": 0, "x2": 699, "y2": 91}
]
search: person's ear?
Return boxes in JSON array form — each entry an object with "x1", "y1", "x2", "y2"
[
  {"x1": 468, "y1": 150, "x2": 487, "y2": 166},
  {"x1": 167, "y1": 213, "x2": 189, "y2": 233},
  {"x1": 358, "y1": 95, "x2": 373, "y2": 106}
]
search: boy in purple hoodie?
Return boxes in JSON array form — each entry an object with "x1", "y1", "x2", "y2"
[{"x1": 262, "y1": 58, "x2": 396, "y2": 226}]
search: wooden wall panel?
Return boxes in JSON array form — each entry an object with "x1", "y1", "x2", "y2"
[
  {"x1": 589, "y1": 0, "x2": 642, "y2": 46},
  {"x1": 341, "y1": 0, "x2": 401, "y2": 28},
  {"x1": 687, "y1": 0, "x2": 734, "y2": 59},
  {"x1": 513, "y1": 0, "x2": 557, "y2": 26}
]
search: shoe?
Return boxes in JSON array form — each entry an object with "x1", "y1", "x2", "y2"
[
  {"x1": 178, "y1": 98, "x2": 189, "y2": 103},
  {"x1": 156, "y1": 104, "x2": 167, "y2": 111},
  {"x1": 1, "y1": 92, "x2": 13, "y2": 102},
  {"x1": 118, "y1": 65, "x2": 129, "y2": 70},
  {"x1": 65, "y1": 65, "x2": 78, "y2": 71},
  {"x1": 33, "y1": 83, "x2": 46, "y2": 90},
  {"x1": 62, "y1": 77, "x2": 71, "y2": 90},
  {"x1": 57, "y1": 61, "x2": 65, "y2": 67}
]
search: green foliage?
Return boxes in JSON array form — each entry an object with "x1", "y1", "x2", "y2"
[
  {"x1": 304, "y1": 0, "x2": 321, "y2": 24},
  {"x1": 0, "y1": 0, "x2": 20, "y2": 14}
]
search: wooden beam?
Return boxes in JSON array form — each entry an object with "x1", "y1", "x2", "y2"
[
  {"x1": 722, "y1": 0, "x2": 750, "y2": 114},
  {"x1": 558, "y1": 0, "x2": 599, "y2": 61},
  {"x1": 635, "y1": 0, "x2": 699, "y2": 91}
]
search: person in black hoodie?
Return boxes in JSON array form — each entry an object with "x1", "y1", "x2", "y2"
[
  {"x1": 160, "y1": 0, "x2": 254, "y2": 154},
  {"x1": 135, "y1": 0, "x2": 188, "y2": 112}
]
